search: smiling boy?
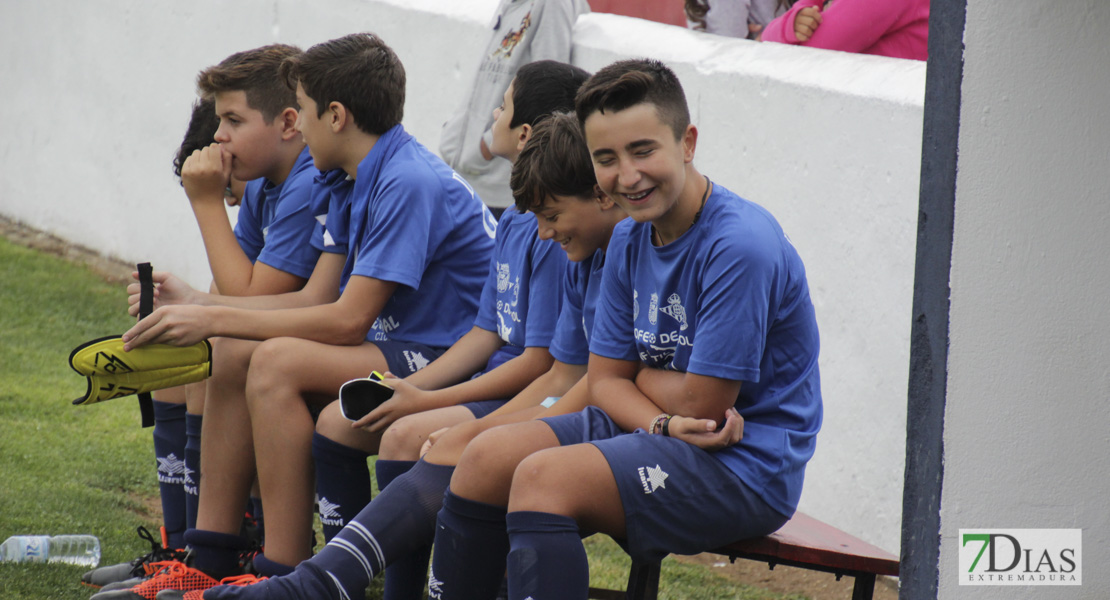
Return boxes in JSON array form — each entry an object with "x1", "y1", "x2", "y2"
[{"x1": 422, "y1": 59, "x2": 823, "y2": 600}]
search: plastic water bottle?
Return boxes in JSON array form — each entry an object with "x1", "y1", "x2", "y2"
[{"x1": 0, "y1": 535, "x2": 101, "y2": 567}]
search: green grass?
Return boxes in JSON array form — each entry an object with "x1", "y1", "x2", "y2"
[{"x1": 0, "y1": 236, "x2": 800, "y2": 599}]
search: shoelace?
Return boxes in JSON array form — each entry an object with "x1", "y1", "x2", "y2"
[{"x1": 216, "y1": 574, "x2": 268, "y2": 587}]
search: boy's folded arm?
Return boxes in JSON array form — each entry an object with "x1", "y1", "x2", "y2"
[
  {"x1": 636, "y1": 368, "x2": 741, "y2": 424},
  {"x1": 404, "y1": 327, "x2": 505, "y2": 391},
  {"x1": 588, "y1": 353, "x2": 664, "y2": 432}
]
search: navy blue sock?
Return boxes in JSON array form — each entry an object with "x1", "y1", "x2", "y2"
[
  {"x1": 506, "y1": 511, "x2": 587, "y2": 600},
  {"x1": 206, "y1": 459, "x2": 454, "y2": 600},
  {"x1": 184, "y1": 529, "x2": 248, "y2": 580},
  {"x1": 374, "y1": 458, "x2": 413, "y2": 491},
  {"x1": 253, "y1": 553, "x2": 295, "y2": 577},
  {"x1": 313, "y1": 433, "x2": 374, "y2": 541},
  {"x1": 184, "y1": 412, "x2": 203, "y2": 536},
  {"x1": 379, "y1": 460, "x2": 439, "y2": 600},
  {"x1": 152, "y1": 399, "x2": 187, "y2": 549},
  {"x1": 427, "y1": 490, "x2": 510, "y2": 600}
]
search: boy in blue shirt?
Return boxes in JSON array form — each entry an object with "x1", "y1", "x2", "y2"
[
  {"x1": 100, "y1": 34, "x2": 494, "y2": 600},
  {"x1": 88, "y1": 45, "x2": 322, "y2": 589},
  {"x1": 195, "y1": 94, "x2": 626, "y2": 600},
  {"x1": 423, "y1": 58, "x2": 823, "y2": 600}
]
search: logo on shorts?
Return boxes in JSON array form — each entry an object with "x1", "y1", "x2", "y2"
[
  {"x1": 637, "y1": 464, "x2": 669, "y2": 494},
  {"x1": 318, "y1": 497, "x2": 344, "y2": 527},
  {"x1": 404, "y1": 350, "x2": 430, "y2": 372},
  {"x1": 659, "y1": 293, "x2": 688, "y2": 331},
  {"x1": 157, "y1": 453, "x2": 186, "y2": 485},
  {"x1": 427, "y1": 570, "x2": 445, "y2": 598}
]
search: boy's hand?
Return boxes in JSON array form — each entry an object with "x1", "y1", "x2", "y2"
[
  {"x1": 122, "y1": 305, "x2": 210, "y2": 350},
  {"x1": 352, "y1": 375, "x2": 429, "y2": 432},
  {"x1": 668, "y1": 407, "x2": 744, "y2": 451},
  {"x1": 127, "y1": 271, "x2": 196, "y2": 317},
  {"x1": 182, "y1": 143, "x2": 232, "y2": 206},
  {"x1": 420, "y1": 427, "x2": 451, "y2": 457},
  {"x1": 793, "y1": 5, "x2": 823, "y2": 42}
]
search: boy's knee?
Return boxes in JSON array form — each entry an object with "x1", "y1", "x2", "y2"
[
  {"x1": 209, "y1": 337, "x2": 255, "y2": 381},
  {"x1": 314, "y1": 402, "x2": 350, "y2": 439},
  {"x1": 378, "y1": 413, "x2": 424, "y2": 458},
  {"x1": 244, "y1": 337, "x2": 304, "y2": 394}
]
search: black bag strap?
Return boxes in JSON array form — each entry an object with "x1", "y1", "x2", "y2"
[{"x1": 136, "y1": 262, "x2": 155, "y2": 427}]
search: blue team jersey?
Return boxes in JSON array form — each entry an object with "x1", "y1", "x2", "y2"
[
  {"x1": 473, "y1": 207, "x2": 566, "y2": 361},
  {"x1": 549, "y1": 249, "x2": 607, "y2": 365},
  {"x1": 316, "y1": 124, "x2": 496, "y2": 348},
  {"x1": 234, "y1": 147, "x2": 321, "y2": 278},
  {"x1": 590, "y1": 184, "x2": 822, "y2": 517},
  {"x1": 310, "y1": 169, "x2": 354, "y2": 257}
]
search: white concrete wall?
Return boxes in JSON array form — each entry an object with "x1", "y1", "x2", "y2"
[
  {"x1": 938, "y1": 1, "x2": 1110, "y2": 597},
  {"x1": 0, "y1": 0, "x2": 924, "y2": 553}
]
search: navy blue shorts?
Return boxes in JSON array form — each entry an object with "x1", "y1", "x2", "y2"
[
  {"x1": 540, "y1": 407, "x2": 790, "y2": 562},
  {"x1": 375, "y1": 341, "x2": 448, "y2": 378},
  {"x1": 458, "y1": 346, "x2": 522, "y2": 418}
]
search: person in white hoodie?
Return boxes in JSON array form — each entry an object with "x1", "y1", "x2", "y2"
[{"x1": 439, "y1": 0, "x2": 589, "y2": 211}]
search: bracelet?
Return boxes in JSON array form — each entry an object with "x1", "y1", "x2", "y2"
[
  {"x1": 661, "y1": 415, "x2": 672, "y2": 437},
  {"x1": 650, "y1": 413, "x2": 672, "y2": 435}
]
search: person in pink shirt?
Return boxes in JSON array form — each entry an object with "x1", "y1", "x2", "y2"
[{"x1": 760, "y1": 0, "x2": 929, "y2": 61}]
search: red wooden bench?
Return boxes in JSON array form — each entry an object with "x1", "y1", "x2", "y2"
[{"x1": 588, "y1": 512, "x2": 900, "y2": 600}]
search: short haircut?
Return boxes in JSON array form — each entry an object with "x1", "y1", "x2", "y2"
[
  {"x1": 173, "y1": 98, "x2": 218, "y2": 181},
  {"x1": 574, "y1": 59, "x2": 691, "y2": 140},
  {"x1": 196, "y1": 44, "x2": 302, "y2": 122},
  {"x1": 512, "y1": 112, "x2": 597, "y2": 213},
  {"x1": 509, "y1": 60, "x2": 590, "y2": 129},
  {"x1": 279, "y1": 33, "x2": 405, "y2": 136}
]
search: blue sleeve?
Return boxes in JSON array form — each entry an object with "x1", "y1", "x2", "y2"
[
  {"x1": 473, "y1": 238, "x2": 502, "y2": 333},
  {"x1": 588, "y1": 226, "x2": 639, "y2": 362},
  {"x1": 255, "y1": 171, "x2": 321, "y2": 279},
  {"x1": 522, "y1": 234, "x2": 567, "y2": 348},
  {"x1": 350, "y1": 167, "x2": 453, "y2": 288},
  {"x1": 234, "y1": 180, "x2": 265, "y2": 263},
  {"x1": 685, "y1": 233, "x2": 774, "y2": 382},
  {"x1": 310, "y1": 170, "x2": 350, "y2": 256},
  {"x1": 549, "y1": 262, "x2": 588, "y2": 365}
]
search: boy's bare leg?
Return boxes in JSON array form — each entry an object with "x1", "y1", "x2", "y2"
[
  {"x1": 508, "y1": 443, "x2": 625, "y2": 536},
  {"x1": 196, "y1": 337, "x2": 260, "y2": 536},
  {"x1": 244, "y1": 337, "x2": 389, "y2": 567},
  {"x1": 422, "y1": 406, "x2": 544, "y2": 466},
  {"x1": 449, "y1": 420, "x2": 561, "y2": 506},
  {"x1": 377, "y1": 406, "x2": 478, "y2": 461}
]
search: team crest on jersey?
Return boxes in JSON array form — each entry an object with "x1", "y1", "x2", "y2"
[
  {"x1": 659, "y1": 293, "x2": 689, "y2": 331},
  {"x1": 497, "y1": 262, "x2": 511, "y2": 293},
  {"x1": 648, "y1": 293, "x2": 659, "y2": 325}
]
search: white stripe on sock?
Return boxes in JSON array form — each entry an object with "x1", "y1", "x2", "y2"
[{"x1": 345, "y1": 522, "x2": 386, "y2": 572}]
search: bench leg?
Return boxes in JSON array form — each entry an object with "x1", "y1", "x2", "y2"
[
  {"x1": 625, "y1": 559, "x2": 661, "y2": 600},
  {"x1": 851, "y1": 573, "x2": 876, "y2": 600}
]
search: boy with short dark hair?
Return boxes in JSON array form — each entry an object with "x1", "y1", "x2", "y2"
[
  {"x1": 423, "y1": 58, "x2": 823, "y2": 600},
  {"x1": 197, "y1": 103, "x2": 627, "y2": 600},
  {"x1": 84, "y1": 45, "x2": 322, "y2": 590},
  {"x1": 97, "y1": 33, "x2": 495, "y2": 600}
]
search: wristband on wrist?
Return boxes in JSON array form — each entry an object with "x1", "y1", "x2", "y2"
[
  {"x1": 650, "y1": 413, "x2": 672, "y2": 435},
  {"x1": 661, "y1": 415, "x2": 672, "y2": 437}
]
